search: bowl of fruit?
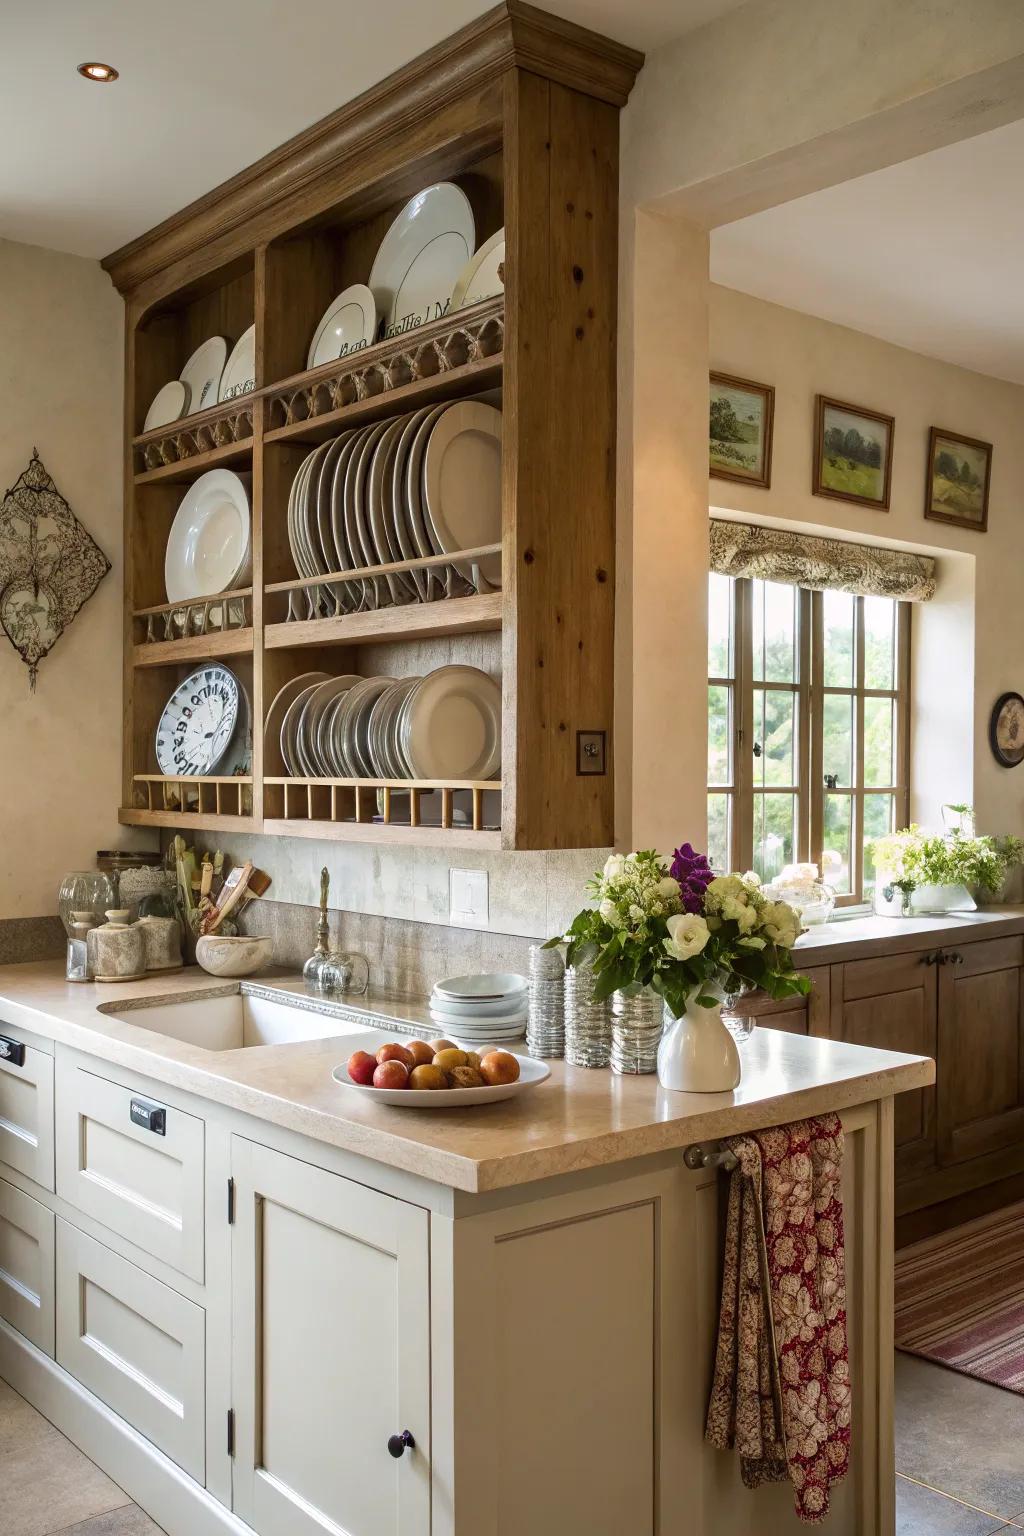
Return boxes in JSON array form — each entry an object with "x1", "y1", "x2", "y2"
[{"x1": 332, "y1": 1036, "x2": 550, "y2": 1106}]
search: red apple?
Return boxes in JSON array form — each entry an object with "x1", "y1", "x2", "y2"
[
  {"x1": 347, "y1": 1049, "x2": 377, "y2": 1086},
  {"x1": 376, "y1": 1041, "x2": 414, "y2": 1069},
  {"x1": 373, "y1": 1059, "x2": 410, "y2": 1089}
]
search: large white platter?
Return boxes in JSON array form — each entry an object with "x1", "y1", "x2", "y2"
[
  {"x1": 164, "y1": 470, "x2": 251, "y2": 603},
  {"x1": 332, "y1": 1039, "x2": 548, "y2": 1108},
  {"x1": 179, "y1": 336, "x2": 227, "y2": 415},
  {"x1": 450, "y1": 227, "x2": 505, "y2": 309},
  {"x1": 218, "y1": 325, "x2": 256, "y2": 402},
  {"x1": 369, "y1": 182, "x2": 475, "y2": 333},
  {"x1": 307, "y1": 284, "x2": 378, "y2": 369}
]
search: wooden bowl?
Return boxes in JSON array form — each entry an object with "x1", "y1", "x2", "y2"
[{"x1": 195, "y1": 934, "x2": 272, "y2": 978}]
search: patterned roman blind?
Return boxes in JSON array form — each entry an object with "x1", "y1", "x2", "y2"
[{"x1": 709, "y1": 519, "x2": 936, "y2": 602}]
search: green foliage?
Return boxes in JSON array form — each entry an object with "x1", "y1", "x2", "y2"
[
  {"x1": 710, "y1": 396, "x2": 745, "y2": 444},
  {"x1": 870, "y1": 818, "x2": 1024, "y2": 894}
]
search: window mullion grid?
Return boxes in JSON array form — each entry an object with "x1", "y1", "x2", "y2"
[
  {"x1": 853, "y1": 596, "x2": 866, "y2": 905},
  {"x1": 734, "y1": 579, "x2": 754, "y2": 872},
  {"x1": 809, "y1": 591, "x2": 825, "y2": 879},
  {"x1": 797, "y1": 588, "x2": 812, "y2": 861},
  {"x1": 896, "y1": 603, "x2": 912, "y2": 829}
]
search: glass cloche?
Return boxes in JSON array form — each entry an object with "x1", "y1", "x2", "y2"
[
  {"x1": 58, "y1": 871, "x2": 117, "y2": 936},
  {"x1": 763, "y1": 862, "x2": 835, "y2": 926}
]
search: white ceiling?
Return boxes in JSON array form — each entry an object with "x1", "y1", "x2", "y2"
[
  {"x1": 711, "y1": 119, "x2": 1024, "y2": 386},
  {"x1": 0, "y1": 0, "x2": 743, "y2": 260}
]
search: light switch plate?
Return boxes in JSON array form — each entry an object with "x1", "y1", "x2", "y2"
[{"x1": 449, "y1": 867, "x2": 489, "y2": 929}]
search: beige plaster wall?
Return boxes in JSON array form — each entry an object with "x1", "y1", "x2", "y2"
[
  {"x1": 0, "y1": 238, "x2": 127, "y2": 918},
  {"x1": 708, "y1": 281, "x2": 1024, "y2": 837}
]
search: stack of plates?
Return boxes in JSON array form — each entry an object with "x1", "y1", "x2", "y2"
[
  {"x1": 142, "y1": 329, "x2": 256, "y2": 431},
  {"x1": 430, "y1": 973, "x2": 528, "y2": 1044},
  {"x1": 265, "y1": 664, "x2": 500, "y2": 781},
  {"x1": 285, "y1": 399, "x2": 502, "y2": 618}
]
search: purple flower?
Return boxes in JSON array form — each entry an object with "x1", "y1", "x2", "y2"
[{"x1": 670, "y1": 843, "x2": 715, "y2": 914}]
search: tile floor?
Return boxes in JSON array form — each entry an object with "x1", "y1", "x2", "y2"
[
  {"x1": 0, "y1": 1379, "x2": 164, "y2": 1536},
  {"x1": 3, "y1": 1353, "x2": 1024, "y2": 1534}
]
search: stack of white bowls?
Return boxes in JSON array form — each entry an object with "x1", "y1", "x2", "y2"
[{"x1": 429, "y1": 972, "x2": 528, "y2": 1044}]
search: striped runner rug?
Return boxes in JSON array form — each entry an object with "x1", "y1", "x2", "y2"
[{"x1": 894, "y1": 1200, "x2": 1024, "y2": 1394}]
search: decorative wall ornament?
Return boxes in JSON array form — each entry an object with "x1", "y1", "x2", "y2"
[
  {"x1": 0, "y1": 450, "x2": 111, "y2": 688},
  {"x1": 709, "y1": 518, "x2": 936, "y2": 603}
]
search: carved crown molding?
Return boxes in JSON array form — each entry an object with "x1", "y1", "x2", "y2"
[{"x1": 102, "y1": 2, "x2": 643, "y2": 296}]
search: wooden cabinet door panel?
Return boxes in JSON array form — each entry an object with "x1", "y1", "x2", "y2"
[
  {"x1": 230, "y1": 1138, "x2": 430, "y2": 1536},
  {"x1": 938, "y1": 958, "x2": 1024, "y2": 1164},
  {"x1": 0, "y1": 1175, "x2": 55, "y2": 1356},
  {"x1": 832, "y1": 952, "x2": 937, "y2": 1179}
]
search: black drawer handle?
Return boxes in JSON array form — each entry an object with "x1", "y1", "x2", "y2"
[
  {"x1": 130, "y1": 1098, "x2": 166, "y2": 1136},
  {"x1": 387, "y1": 1429, "x2": 415, "y2": 1459},
  {"x1": 0, "y1": 1034, "x2": 25, "y2": 1067}
]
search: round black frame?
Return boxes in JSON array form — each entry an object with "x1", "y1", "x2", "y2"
[{"x1": 989, "y1": 692, "x2": 1024, "y2": 768}]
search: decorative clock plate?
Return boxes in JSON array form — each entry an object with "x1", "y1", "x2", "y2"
[
  {"x1": 990, "y1": 692, "x2": 1024, "y2": 768},
  {"x1": 156, "y1": 663, "x2": 251, "y2": 776},
  {"x1": 0, "y1": 450, "x2": 111, "y2": 688}
]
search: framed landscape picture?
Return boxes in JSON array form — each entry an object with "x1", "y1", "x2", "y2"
[
  {"x1": 709, "y1": 372, "x2": 774, "y2": 488},
  {"x1": 925, "y1": 426, "x2": 992, "y2": 532},
  {"x1": 813, "y1": 395, "x2": 894, "y2": 510}
]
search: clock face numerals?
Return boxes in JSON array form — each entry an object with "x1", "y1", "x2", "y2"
[{"x1": 156, "y1": 665, "x2": 244, "y2": 776}]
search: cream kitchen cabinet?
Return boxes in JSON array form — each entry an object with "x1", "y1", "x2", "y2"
[
  {"x1": 54, "y1": 1057, "x2": 206, "y2": 1282},
  {"x1": 229, "y1": 1138, "x2": 431, "y2": 1536},
  {"x1": 0, "y1": 1175, "x2": 55, "y2": 1355},
  {"x1": 0, "y1": 1026, "x2": 55, "y2": 1190}
]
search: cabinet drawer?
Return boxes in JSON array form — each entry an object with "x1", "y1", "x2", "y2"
[
  {"x1": 0, "y1": 1033, "x2": 54, "y2": 1190},
  {"x1": 55, "y1": 1062, "x2": 204, "y2": 1282},
  {"x1": 0, "y1": 1175, "x2": 55, "y2": 1355},
  {"x1": 56, "y1": 1220, "x2": 205, "y2": 1482}
]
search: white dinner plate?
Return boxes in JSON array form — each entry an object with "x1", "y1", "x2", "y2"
[
  {"x1": 369, "y1": 182, "x2": 475, "y2": 333},
  {"x1": 390, "y1": 405, "x2": 435, "y2": 600},
  {"x1": 143, "y1": 380, "x2": 189, "y2": 433},
  {"x1": 301, "y1": 676, "x2": 361, "y2": 776},
  {"x1": 430, "y1": 1007, "x2": 528, "y2": 1029},
  {"x1": 179, "y1": 336, "x2": 228, "y2": 415},
  {"x1": 450, "y1": 228, "x2": 505, "y2": 309},
  {"x1": 218, "y1": 325, "x2": 256, "y2": 402},
  {"x1": 368, "y1": 417, "x2": 417, "y2": 604},
  {"x1": 332, "y1": 1041, "x2": 548, "y2": 1108},
  {"x1": 429, "y1": 994, "x2": 529, "y2": 1020},
  {"x1": 264, "y1": 672, "x2": 330, "y2": 776},
  {"x1": 404, "y1": 402, "x2": 450, "y2": 598},
  {"x1": 402, "y1": 665, "x2": 501, "y2": 780},
  {"x1": 307, "y1": 284, "x2": 378, "y2": 369},
  {"x1": 423, "y1": 402, "x2": 502, "y2": 587},
  {"x1": 434, "y1": 973, "x2": 527, "y2": 1002},
  {"x1": 351, "y1": 421, "x2": 392, "y2": 607},
  {"x1": 164, "y1": 470, "x2": 251, "y2": 603},
  {"x1": 328, "y1": 432, "x2": 366, "y2": 612}
]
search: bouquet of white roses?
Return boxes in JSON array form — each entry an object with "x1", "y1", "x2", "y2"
[{"x1": 552, "y1": 849, "x2": 810, "y2": 1020}]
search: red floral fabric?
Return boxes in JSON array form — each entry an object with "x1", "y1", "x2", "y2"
[{"x1": 705, "y1": 1114, "x2": 850, "y2": 1523}]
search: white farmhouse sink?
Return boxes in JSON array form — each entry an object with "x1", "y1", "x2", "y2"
[{"x1": 101, "y1": 987, "x2": 381, "y2": 1053}]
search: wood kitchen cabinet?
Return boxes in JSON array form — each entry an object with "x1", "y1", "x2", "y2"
[
  {"x1": 830, "y1": 950, "x2": 938, "y2": 1182},
  {"x1": 936, "y1": 935, "x2": 1024, "y2": 1165},
  {"x1": 229, "y1": 1138, "x2": 431, "y2": 1536}
]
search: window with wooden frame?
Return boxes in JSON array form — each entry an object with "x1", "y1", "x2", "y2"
[{"x1": 707, "y1": 573, "x2": 910, "y2": 905}]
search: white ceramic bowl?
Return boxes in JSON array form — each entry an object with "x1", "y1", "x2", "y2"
[
  {"x1": 433, "y1": 972, "x2": 527, "y2": 1003},
  {"x1": 195, "y1": 934, "x2": 272, "y2": 978}
]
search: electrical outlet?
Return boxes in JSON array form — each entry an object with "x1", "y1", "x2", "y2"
[{"x1": 449, "y1": 867, "x2": 489, "y2": 929}]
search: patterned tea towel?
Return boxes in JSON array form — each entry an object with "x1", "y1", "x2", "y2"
[{"x1": 705, "y1": 1114, "x2": 850, "y2": 1523}]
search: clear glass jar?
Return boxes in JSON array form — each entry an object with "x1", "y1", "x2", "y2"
[
  {"x1": 66, "y1": 912, "x2": 95, "y2": 982},
  {"x1": 58, "y1": 871, "x2": 116, "y2": 936}
]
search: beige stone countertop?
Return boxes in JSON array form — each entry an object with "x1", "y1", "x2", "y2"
[
  {"x1": 0, "y1": 960, "x2": 933, "y2": 1194},
  {"x1": 793, "y1": 904, "x2": 1024, "y2": 967}
]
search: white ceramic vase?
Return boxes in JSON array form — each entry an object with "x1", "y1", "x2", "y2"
[{"x1": 657, "y1": 996, "x2": 741, "y2": 1093}]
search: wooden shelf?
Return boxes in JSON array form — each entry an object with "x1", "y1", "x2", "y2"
[
  {"x1": 133, "y1": 628, "x2": 254, "y2": 668},
  {"x1": 263, "y1": 819, "x2": 502, "y2": 849},
  {"x1": 265, "y1": 592, "x2": 501, "y2": 648},
  {"x1": 134, "y1": 436, "x2": 253, "y2": 485},
  {"x1": 264, "y1": 354, "x2": 501, "y2": 448},
  {"x1": 119, "y1": 808, "x2": 259, "y2": 834}
]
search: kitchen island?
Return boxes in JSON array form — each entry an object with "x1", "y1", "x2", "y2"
[{"x1": 0, "y1": 961, "x2": 932, "y2": 1536}]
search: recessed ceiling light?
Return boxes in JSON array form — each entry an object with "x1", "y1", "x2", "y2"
[{"x1": 77, "y1": 61, "x2": 119, "y2": 82}]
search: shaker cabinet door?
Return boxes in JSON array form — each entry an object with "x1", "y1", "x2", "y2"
[
  {"x1": 0, "y1": 1175, "x2": 55, "y2": 1355},
  {"x1": 831, "y1": 951, "x2": 938, "y2": 1180},
  {"x1": 0, "y1": 1030, "x2": 54, "y2": 1190},
  {"x1": 937, "y1": 937, "x2": 1024, "y2": 1165},
  {"x1": 230, "y1": 1139, "x2": 430, "y2": 1536}
]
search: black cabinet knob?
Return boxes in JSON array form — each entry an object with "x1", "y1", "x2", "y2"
[{"x1": 388, "y1": 1429, "x2": 415, "y2": 1459}]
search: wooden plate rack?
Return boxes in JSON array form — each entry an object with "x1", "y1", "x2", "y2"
[{"x1": 108, "y1": 3, "x2": 642, "y2": 851}]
